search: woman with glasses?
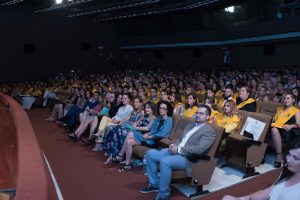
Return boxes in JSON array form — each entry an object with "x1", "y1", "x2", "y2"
[{"x1": 112, "y1": 100, "x2": 173, "y2": 172}]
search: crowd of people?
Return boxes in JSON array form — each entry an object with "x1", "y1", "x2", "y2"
[{"x1": 1, "y1": 66, "x2": 300, "y2": 199}]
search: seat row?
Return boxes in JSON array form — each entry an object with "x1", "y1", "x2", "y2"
[{"x1": 132, "y1": 109, "x2": 274, "y2": 196}]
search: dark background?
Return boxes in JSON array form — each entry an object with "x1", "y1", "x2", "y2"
[{"x1": 1, "y1": 0, "x2": 300, "y2": 82}]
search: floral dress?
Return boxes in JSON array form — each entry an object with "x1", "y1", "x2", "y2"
[{"x1": 102, "y1": 111, "x2": 146, "y2": 157}]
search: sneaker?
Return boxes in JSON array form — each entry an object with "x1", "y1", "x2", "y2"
[{"x1": 139, "y1": 184, "x2": 159, "y2": 193}]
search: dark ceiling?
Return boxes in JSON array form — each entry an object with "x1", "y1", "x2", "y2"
[{"x1": 0, "y1": 0, "x2": 238, "y2": 22}]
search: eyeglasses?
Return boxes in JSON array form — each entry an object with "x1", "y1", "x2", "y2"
[
  {"x1": 159, "y1": 107, "x2": 168, "y2": 110},
  {"x1": 196, "y1": 112, "x2": 208, "y2": 116}
]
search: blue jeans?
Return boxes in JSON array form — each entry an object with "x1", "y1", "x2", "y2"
[{"x1": 146, "y1": 148, "x2": 187, "y2": 198}]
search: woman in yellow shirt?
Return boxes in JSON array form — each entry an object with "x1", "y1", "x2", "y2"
[
  {"x1": 213, "y1": 100, "x2": 240, "y2": 134},
  {"x1": 205, "y1": 97, "x2": 219, "y2": 124},
  {"x1": 271, "y1": 92, "x2": 300, "y2": 167},
  {"x1": 182, "y1": 93, "x2": 198, "y2": 118},
  {"x1": 170, "y1": 92, "x2": 184, "y2": 115}
]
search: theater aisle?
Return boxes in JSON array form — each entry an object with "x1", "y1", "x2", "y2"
[{"x1": 27, "y1": 108, "x2": 185, "y2": 200}]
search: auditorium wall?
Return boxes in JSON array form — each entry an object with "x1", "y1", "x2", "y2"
[
  {"x1": 0, "y1": 9, "x2": 120, "y2": 82},
  {"x1": 118, "y1": 16, "x2": 300, "y2": 70}
]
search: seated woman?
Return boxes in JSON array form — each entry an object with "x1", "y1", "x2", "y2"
[
  {"x1": 85, "y1": 93, "x2": 133, "y2": 143},
  {"x1": 205, "y1": 97, "x2": 219, "y2": 124},
  {"x1": 46, "y1": 87, "x2": 80, "y2": 122},
  {"x1": 271, "y1": 92, "x2": 300, "y2": 168},
  {"x1": 222, "y1": 138, "x2": 300, "y2": 200},
  {"x1": 62, "y1": 89, "x2": 97, "y2": 131},
  {"x1": 67, "y1": 94, "x2": 103, "y2": 141},
  {"x1": 255, "y1": 85, "x2": 269, "y2": 102},
  {"x1": 103, "y1": 102, "x2": 156, "y2": 164},
  {"x1": 213, "y1": 100, "x2": 240, "y2": 134},
  {"x1": 69, "y1": 93, "x2": 122, "y2": 141},
  {"x1": 111, "y1": 100, "x2": 173, "y2": 172},
  {"x1": 170, "y1": 92, "x2": 184, "y2": 115},
  {"x1": 236, "y1": 85, "x2": 256, "y2": 112},
  {"x1": 182, "y1": 93, "x2": 198, "y2": 118},
  {"x1": 98, "y1": 96, "x2": 144, "y2": 146}
]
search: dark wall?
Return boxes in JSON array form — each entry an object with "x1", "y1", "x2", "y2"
[
  {"x1": 0, "y1": 9, "x2": 119, "y2": 82},
  {"x1": 118, "y1": 16, "x2": 300, "y2": 69},
  {"x1": 121, "y1": 40, "x2": 300, "y2": 69}
]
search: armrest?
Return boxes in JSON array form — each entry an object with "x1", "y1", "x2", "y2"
[
  {"x1": 152, "y1": 136, "x2": 163, "y2": 143},
  {"x1": 187, "y1": 154, "x2": 211, "y2": 163},
  {"x1": 159, "y1": 138, "x2": 176, "y2": 147},
  {"x1": 228, "y1": 134, "x2": 262, "y2": 146},
  {"x1": 242, "y1": 139, "x2": 262, "y2": 146},
  {"x1": 228, "y1": 134, "x2": 245, "y2": 141}
]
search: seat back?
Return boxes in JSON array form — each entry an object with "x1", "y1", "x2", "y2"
[
  {"x1": 207, "y1": 124, "x2": 225, "y2": 158},
  {"x1": 258, "y1": 101, "x2": 283, "y2": 117},
  {"x1": 169, "y1": 115, "x2": 193, "y2": 140},
  {"x1": 190, "y1": 125, "x2": 225, "y2": 187},
  {"x1": 237, "y1": 112, "x2": 272, "y2": 142},
  {"x1": 234, "y1": 110, "x2": 248, "y2": 134},
  {"x1": 170, "y1": 114, "x2": 180, "y2": 137}
]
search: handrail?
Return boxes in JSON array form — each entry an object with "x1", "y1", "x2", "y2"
[{"x1": 0, "y1": 92, "x2": 48, "y2": 200}]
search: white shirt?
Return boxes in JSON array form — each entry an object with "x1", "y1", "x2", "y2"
[
  {"x1": 113, "y1": 104, "x2": 134, "y2": 121},
  {"x1": 178, "y1": 124, "x2": 203, "y2": 154},
  {"x1": 269, "y1": 181, "x2": 300, "y2": 200}
]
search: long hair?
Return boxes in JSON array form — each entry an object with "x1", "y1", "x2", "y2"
[
  {"x1": 157, "y1": 100, "x2": 173, "y2": 117},
  {"x1": 275, "y1": 138, "x2": 300, "y2": 184}
]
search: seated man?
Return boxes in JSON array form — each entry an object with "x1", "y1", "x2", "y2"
[{"x1": 140, "y1": 104, "x2": 216, "y2": 200}]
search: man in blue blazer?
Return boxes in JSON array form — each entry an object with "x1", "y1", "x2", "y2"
[{"x1": 140, "y1": 104, "x2": 216, "y2": 200}]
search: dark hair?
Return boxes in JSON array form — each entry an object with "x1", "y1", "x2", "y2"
[
  {"x1": 276, "y1": 138, "x2": 300, "y2": 184},
  {"x1": 241, "y1": 85, "x2": 251, "y2": 94},
  {"x1": 122, "y1": 93, "x2": 131, "y2": 100},
  {"x1": 225, "y1": 84, "x2": 234, "y2": 91},
  {"x1": 172, "y1": 92, "x2": 182, "y2": 103},
  {"x1": 283, "y1": 92, "x2": 296, "y2": 101},
  {"x1": 145, "y1": 101, "x2": 157, "y2": 117},
  {"x1": 205, "y1": 97, "x2": 218, "y2": 110},
  {"x1": 157, "y1": 100, "x2": 173, "y2": 117},
  {"x1": 198, "y1": 104, "x2": 211, "y2": 116},
  {"x1": 185, "y1": 93, "x2": 198, "y2": 109}
]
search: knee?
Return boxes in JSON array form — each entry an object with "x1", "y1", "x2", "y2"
[
  {"x1": 127, "y1": 131, "x2": 133, "y2": 138},
  {"x1": 271, "y1": 127, "x2": 278, "y2": 134},
  {"x1": 127, "y1": 138, "x2": 135, "y2": 146},
  {"x1": 271, "y1": 128, "x2": 280, "y2": 137},
  {"x1": 146, "y1": 149, "x2": 155, "y2": 158}
]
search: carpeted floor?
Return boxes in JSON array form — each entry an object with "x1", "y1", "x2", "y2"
[{"x1": 27, "y1": 108, "x2": 281, "y2": 200}]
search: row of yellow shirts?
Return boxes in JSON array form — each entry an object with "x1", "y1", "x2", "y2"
[{"x1": 13, "y1": 87, "x2": 43, "y2": 97}]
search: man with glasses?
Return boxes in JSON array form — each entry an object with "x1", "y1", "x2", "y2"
[{"x1": 140, "y1": 104, "x2": 216, "y2": 200}]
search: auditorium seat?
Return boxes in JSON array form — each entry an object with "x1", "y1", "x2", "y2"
[
  {"x1": 258, "y1": 101, "x2": 283, "y2": 117},
  {"x1": 170, "y1": 124, "x2": 225, "y2": 197},
  {"x1": 223, "y1": 111, "x2": 272, "y2": 178}
]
